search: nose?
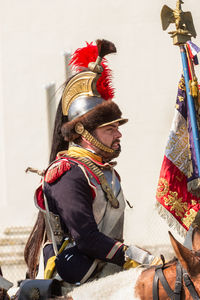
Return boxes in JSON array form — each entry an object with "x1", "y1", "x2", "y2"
[{"x1": 115, "y1": 129, "x2": 122, "y2": 139}]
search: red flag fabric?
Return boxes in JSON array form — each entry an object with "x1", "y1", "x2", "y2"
[{"x1": 156, "y1": 76, "x2": 200, "y2": 236}]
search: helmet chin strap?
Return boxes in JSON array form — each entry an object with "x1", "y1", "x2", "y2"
[{"x1": 75, "y1": 122, "x2": 114, "y2": 154}]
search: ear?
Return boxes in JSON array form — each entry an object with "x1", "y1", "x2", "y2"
[
  {"x1": 192, "y1": 227, "x2": 200, "y2": 251},
  {"x1": 169, "y1": 231, "x2": 200, "y2": 276}
]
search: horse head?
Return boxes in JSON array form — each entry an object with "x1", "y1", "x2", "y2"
[
  {"x1": 169, "y1": 228, "x2": 200, "y2": 278},
  {"x1": 135, "y1": 228, "x2": 200, "y2": 299}
]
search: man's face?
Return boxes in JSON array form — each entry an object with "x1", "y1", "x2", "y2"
[{"x1": 94, "y1": 122, "x2": 122, "y2": 152}]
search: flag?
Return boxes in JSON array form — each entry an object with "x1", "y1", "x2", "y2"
[
  {"x1": 156, "y1": 75, "x2": 200, "y2": 236},
  {"x1": 187, "y1": 41, "x2": 200, "y2": 65}
]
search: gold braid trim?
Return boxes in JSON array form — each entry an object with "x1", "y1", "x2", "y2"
[
  {"x1": 82, "y1": 129, "x2": 114, "y2": 153},
  {"x1": 75, "y1": 122, "x2": 114, "y2": 153}
]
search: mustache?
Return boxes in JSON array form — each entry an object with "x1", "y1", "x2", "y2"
[{"x1": 111, "y1": 139, "x2": 120, "y2": 146}]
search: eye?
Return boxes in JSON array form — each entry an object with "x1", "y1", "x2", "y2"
[{"x1": 106, "y1": 128, "x2": 113, "y2": 132}]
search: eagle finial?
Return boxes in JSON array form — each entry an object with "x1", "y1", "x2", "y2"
[{"x1": 161, "y1": 0, "x2": 196, "y2": 45}]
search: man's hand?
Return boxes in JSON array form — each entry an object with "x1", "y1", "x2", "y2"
[{"x1": 123, "y1": 259, "x2": 140, "y2": 270}]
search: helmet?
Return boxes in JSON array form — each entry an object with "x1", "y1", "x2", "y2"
[{"x1": 61, "y1": 39, "x2": 128, "y2": 153}]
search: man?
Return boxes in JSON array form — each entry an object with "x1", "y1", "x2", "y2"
[{"x1": 25, "y1": 39, "x2": 160, "y2": 284}]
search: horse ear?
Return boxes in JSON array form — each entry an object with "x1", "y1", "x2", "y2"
[
  {"x1": 168, "y1": 231, "x2": 200, "y2": 276},
  {"x1": 192, "y1": 227, "x2": 200, "y2": 251}
]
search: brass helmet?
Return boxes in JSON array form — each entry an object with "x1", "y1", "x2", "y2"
[{"x1": 61, "y1": 39, "x2": 128, "y2": 153}]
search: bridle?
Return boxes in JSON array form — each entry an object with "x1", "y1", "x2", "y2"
[{"x1": 153, "y1": 259, "x2": 200, "y2": 299}]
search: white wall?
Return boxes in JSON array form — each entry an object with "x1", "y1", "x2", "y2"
[
  {"x1": 0, "y1": 30, "x2": 7, "y2": 208},
  {"x1": 0, "y1": 0, "x2": 200, "y2": 245}
]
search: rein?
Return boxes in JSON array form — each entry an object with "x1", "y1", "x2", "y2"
[{"x1": 153, "y1": 260, "x2": 200, "y2": 300}]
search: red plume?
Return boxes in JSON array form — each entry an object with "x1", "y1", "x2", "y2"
[{"x1": 69, "y1": 41, "x2": 115, "y2": 100}]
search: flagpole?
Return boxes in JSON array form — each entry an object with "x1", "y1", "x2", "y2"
[
  {"x1": 180, "y1": 45, "x2": 200, "y2": 176},
  {"x1": 158, "y1": 0, "x2": 200, "y2": 238}
]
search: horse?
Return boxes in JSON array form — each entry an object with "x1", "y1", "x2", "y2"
[
  {"x1": 135, "y1": 228, "x2": 200, "y2": 299},
  {"x1": 64, "y1": 228, "x2": 200, "y2": 300},
  {"x1": 12, "y1": 228, "x2": 200, "y2": 299}
]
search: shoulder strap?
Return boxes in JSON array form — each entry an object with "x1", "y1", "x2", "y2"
[
  {"x1": 42, "y1": 179, "x2": 58, "y2": 255},
  {"x1": 68, "y1": 156, "x2": 119, "y2": 209}
]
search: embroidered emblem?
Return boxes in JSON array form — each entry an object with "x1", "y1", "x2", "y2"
[
  {"x1": 182, "y1": 208, "x2": 197, "y2": 228},
  {"x1": 45, "y1": 159, "x2": 71, "y2": 183},
  {"x1": 166, "y1": 125, "x2": 188, "y2": 175},
  {"x1": 191, "y1": 199, "x2": 197, "y2": 205},
  {"x1": 178, "y1": 96, "x2": 184, "y2": 102},
  {"x1": 164, "y1": 191, "x2": 188, "y2": 217},
  {"x1": 178, "y1": 77, "x2": 186, "y2": 91},
  {"x1": 156, "y1": 178, "x2": 169, "y2": 198}
]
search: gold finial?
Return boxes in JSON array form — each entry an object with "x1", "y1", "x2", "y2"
[{"x1": 161, "y1": 0, "x2": 196, "y2": 45}]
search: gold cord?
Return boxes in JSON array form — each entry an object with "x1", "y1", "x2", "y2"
[{"x1": 75, "y1": 122, "x2": 114, "y2": 153}]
